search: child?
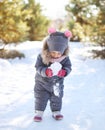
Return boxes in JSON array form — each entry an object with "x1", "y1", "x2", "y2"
[{"x1": 33, "y1": 28, "x2": 72, "y2": 122}]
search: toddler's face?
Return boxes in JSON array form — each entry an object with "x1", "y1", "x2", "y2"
[{"x1": 50, "y1": 51, "x2": 62, "y2": 58}]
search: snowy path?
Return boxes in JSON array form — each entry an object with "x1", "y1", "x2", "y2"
[{"x1": 0, "y1": 42, "x2": 105, "y2": 130}]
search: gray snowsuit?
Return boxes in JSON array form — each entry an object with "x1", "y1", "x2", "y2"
[
  {"x1": 34, "y1": 31, "x2": 72, "y2": 112},
  {"x1": 34, "y1": 54, "x2": 72, "y2": 112}
]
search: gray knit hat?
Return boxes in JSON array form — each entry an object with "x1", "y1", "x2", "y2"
[{"x1": 47, "y1": 32, "x2": 69, "y2": 54}]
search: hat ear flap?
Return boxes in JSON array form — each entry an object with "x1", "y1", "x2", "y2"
[
  {"x1": 64, "y1": 30, "x2": 72, "y2": 38},
  {"x1": 48, "y1": 27, "x2": 56, "y2": 34}
]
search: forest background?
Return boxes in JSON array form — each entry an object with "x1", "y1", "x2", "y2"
[{"x1": 0, "y1": 0, "x2": 105, "y2": 59}]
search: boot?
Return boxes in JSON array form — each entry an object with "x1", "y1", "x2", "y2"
[
  {"x1": 33, "y1": 110, "x2": 43, "y2": 122},
  {"x1": 52, "y1": 111, "x2": 63, "y2": 120}
]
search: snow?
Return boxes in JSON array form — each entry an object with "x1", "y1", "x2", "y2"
[
  {"x1": 49, "y1": 62, "x2": 62, "y2": 75},
  {"x1": 0, "y1": 41, "x2": 105, "y2": 130}
]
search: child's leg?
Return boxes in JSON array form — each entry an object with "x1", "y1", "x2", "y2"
[
  {"x1": 34, "y1": 87, "x2": 50, "y2": 121},
  {"x1": 34, "y1": 86, "x2": 50, "y2": 111},
  {"x1": 50, "y1": 93, "x2": 62, "y2": 112},
  {"x1": 50, "y1": 91, "x2": 64, "y2": 120}
]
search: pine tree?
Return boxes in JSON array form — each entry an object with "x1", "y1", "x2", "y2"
[
  {"x1": 0, "y1": 0, "x2": 50, "y2": 44},
  {"x1": 0, "y1": 0, "x2": 29, "y2": 44},
  {"x1": 91, "y1": 1, "x2": 105, "y2": 46},
  {"x1": 65, "y1": 0, "x2": 105, "y2": 45},
  {"x1": 25, "y1": 0, "x2": 50, "y2": 41}
]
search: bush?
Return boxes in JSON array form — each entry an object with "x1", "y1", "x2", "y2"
[
  {"x1": 0, "y1": 49, "x2": 25, "y2": 59},
  {"x1": 91, "y1": 49, "x2": 105, "y2": 59}
]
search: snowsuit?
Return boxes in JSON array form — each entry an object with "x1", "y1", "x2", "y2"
[{"x1": 34, "y1": 54, "x2": 72, "y2": 112}]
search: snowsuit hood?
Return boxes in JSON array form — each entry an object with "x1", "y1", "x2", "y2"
[{"x1": 41, "y1": 36, "x2": 70, "y2": 65}]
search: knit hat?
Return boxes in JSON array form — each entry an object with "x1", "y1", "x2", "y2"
[{"x1": 47, "y1": 28, "x2": 72, "y2": 54}]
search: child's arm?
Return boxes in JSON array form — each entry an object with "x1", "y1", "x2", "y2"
[
  {"x1": 59, "y1": 56, "x2": 72, "y2": 77},
  {"x1": 35, "y1": 54, "x2": 48, "y2": 77}
]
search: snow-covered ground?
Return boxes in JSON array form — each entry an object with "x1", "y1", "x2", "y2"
[{"x1": 0, "y1": 41, "x2": 105, "y2": 130}]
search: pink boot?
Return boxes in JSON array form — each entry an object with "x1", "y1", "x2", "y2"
[
  {"x1": 33, "y1": 111, "x2": 43, "y2": 122},
  {"x1": 52, "y1": 111, "x2": 63, "y2": 120},
  {"x1": 34, "y1": 116, "x2": 42, "y2": 122}
]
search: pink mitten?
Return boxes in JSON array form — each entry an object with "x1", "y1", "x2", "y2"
[
  {"x1": 57, "y1": 69, "x2": 66, "y2": 77},
  {"x1": 45, "y1": 68, "x2": 53, "y2": 77}
]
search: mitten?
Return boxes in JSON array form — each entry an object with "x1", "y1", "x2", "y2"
[
  {"x1": 45, "y1": 68, "x2": 53, "y2": 77},
  {"x1": 57, "y1": 69, "x2": 66, "y2": 77}
]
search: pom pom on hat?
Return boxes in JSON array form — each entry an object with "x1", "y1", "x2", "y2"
[
  {"x1": 64, "y1": 30, "x2": 72, "y2": 38},
  {"x1": 47, "y1": 28, "x2": 72, "y2": 54},
  {"x1": 48, "y1": 27, "x2": 56, "y2": 34},
  {"x1": 48, "y1": 27, "x2": 72, "y2": 38}
]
